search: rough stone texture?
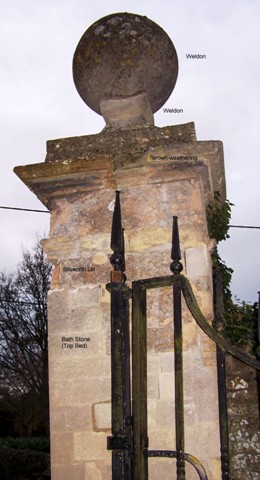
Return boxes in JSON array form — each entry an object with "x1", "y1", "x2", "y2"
[
  {"x1": 44, "y1": 122, "x2": 196, "y2": 161},
  {"x1": 72, "y1": 12, "x2": 178, "y2": 114},
  {"x1": 14, "y1": 122, "x2": 225, "y2": 480},
  {"x1": 100, "y1": 93, "x2": 154, "y2": 129},
  {"x1": 226, "y1": 356, "x2": 260, "y2": 479}
]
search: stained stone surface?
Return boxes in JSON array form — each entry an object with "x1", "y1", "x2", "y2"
[
  {"x1": 73, "y1": 12, "x2": 178, "y2": 114},
  {"x1": 99, "y1": 92, "x2": 154, "y2": 129},
  {"x1": 14, "y1": 124, "x2": 226, "y2": 479},
  {"x1": 14, "y1": 123, "x2": 226, "y2": 211},
  {"x1": 44, "y1": 123, "x2": 196, "y2": 163},
  {"x1": 226, "y1": 357, "x2": 260, "y2": 479}
]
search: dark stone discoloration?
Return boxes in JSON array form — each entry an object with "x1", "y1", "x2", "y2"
[
  {"x1": 45, "y1": 123, "x2": 197, "y2": 163},
  {"x1": 14, "y1": 123, "x2": 226, "y2": 210}
]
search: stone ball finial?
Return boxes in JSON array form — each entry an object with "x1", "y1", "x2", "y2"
[{"x1": 73, "y1": 12, "x2": 178, "y2": 115}]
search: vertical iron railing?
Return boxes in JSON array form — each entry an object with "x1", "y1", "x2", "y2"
[
  {"x1": 107, "y1": 196, "x2": 209, "y2": 479},
  {"x1": 107, "y1": 192, "x2": 260, "y2": 479},
  {"x1": 131, "y1": 215, "x2": 208, "y2": 480},
  {"x1": 257, "y1": 292, "x2": 260, "y2": 419},
  {"x1": 107, "y1": 191, "x2": 132, "y2": 480},
  {"x1": 132, "y1": 281, "x2": 148, "y2": 480},
  {"x1": 171, "y1": 217, "x2": 185, "y2": 479},
  {"x1": 258, "y1": 291, "x2": 260, "y2": 349},
  {"x1": 213, "y1": 267, "x2": 230, "y2": 480}
]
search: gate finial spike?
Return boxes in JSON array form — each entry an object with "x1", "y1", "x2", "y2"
[
  {"x1": 170, "y1": 216, "x2": 183, "y2": 274},
  {"x1": 111, "y1": 191, "x2": 123, "y2": 252},
  {"x1": 110, "y1": 191, "x2": 126, "y2": 280}
]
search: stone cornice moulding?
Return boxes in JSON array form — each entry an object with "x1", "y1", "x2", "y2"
[{"x1": 14, "y1": 123, "x2": 226, "y2": 209}]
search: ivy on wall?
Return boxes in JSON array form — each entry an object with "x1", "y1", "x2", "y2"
[
  {"x1": 207, "y1": 191, "x2": 233, "y2": 243},
  {"x1": 206, "y1": 192, "x2": 259, "y2": 354}
]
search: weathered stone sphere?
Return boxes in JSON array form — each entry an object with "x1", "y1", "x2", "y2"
[{"x1": 73, "y1": 12, "x2": 178, "y2": 114}]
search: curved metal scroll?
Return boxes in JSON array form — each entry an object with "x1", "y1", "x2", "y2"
[
  {"x1": 107, "y1": 195, "x2": 259, "y2": 480},
  {"x1": 147, "y1": 450, "x2": 208, "y2": 480},
  {"x1": 178, "y1": 274, "x2": 260, "y2": 371}
]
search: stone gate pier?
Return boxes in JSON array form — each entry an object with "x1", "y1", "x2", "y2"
[{"x1": 14, "y1": 12, "x2": 226, "y2": 480}]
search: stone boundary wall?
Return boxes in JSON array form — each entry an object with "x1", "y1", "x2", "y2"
[{"x1": 226, "y1": 355, "x2": 260, "y2": 479}]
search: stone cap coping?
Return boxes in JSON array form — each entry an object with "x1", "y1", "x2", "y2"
[
  {"x1": 44, "y1": 122, "x2": 197, "y2": 163},
  {"x1": 14, "y1": 122, "x2": 226, "y2": 209}
]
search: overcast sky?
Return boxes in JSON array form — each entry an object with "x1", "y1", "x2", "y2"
[{"x1": 1, "y1": 0, "x2": 259, "y2": 303}]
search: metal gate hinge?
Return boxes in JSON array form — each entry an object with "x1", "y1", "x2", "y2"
[{"x1": 107, "y1": 435, "x2": 133, "y2": 452}]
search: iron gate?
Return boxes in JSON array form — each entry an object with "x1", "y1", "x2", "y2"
[{"x1": 106, "y1": 191, "x2": 260, "y2": 480}]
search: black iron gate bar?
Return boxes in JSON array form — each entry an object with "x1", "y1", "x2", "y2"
[
  {"x1": 106, "y1": 191, "x2": 132, "y2": 480},
  {"x1": 132, "y1": 266, "x2": 260, "y2": 480},
  {"x1": 107, "y1": 190, "x2": 260, "y2": 480},
  {"x1": 132, "y1": 274, "x2": 209, "y2": 480},
  {"x1": 213, "y1": 268, "x2": 230, "y2": 480}
]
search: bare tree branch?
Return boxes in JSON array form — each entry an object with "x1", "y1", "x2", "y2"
[{"x1": 0, "y1": 240, "x2": 52, "y2": 435}]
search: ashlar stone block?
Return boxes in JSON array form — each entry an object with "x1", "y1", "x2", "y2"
[
  {"x1": 74, "y1": 432, "x2": 110, "y2": 461},
  {"x1": 185, "y1": 245, "x2": 211, "y2": 282},
  {"x1": 93, "y1": 401, "x2": 111, "y2": 432},
  {"x1": 84, "y1": 462, "x2": 103, "y2": 480}
]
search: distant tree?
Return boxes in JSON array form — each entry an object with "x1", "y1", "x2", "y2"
[{"x1": 0, "y1": 240, "x2": 52, "y2": 436}]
